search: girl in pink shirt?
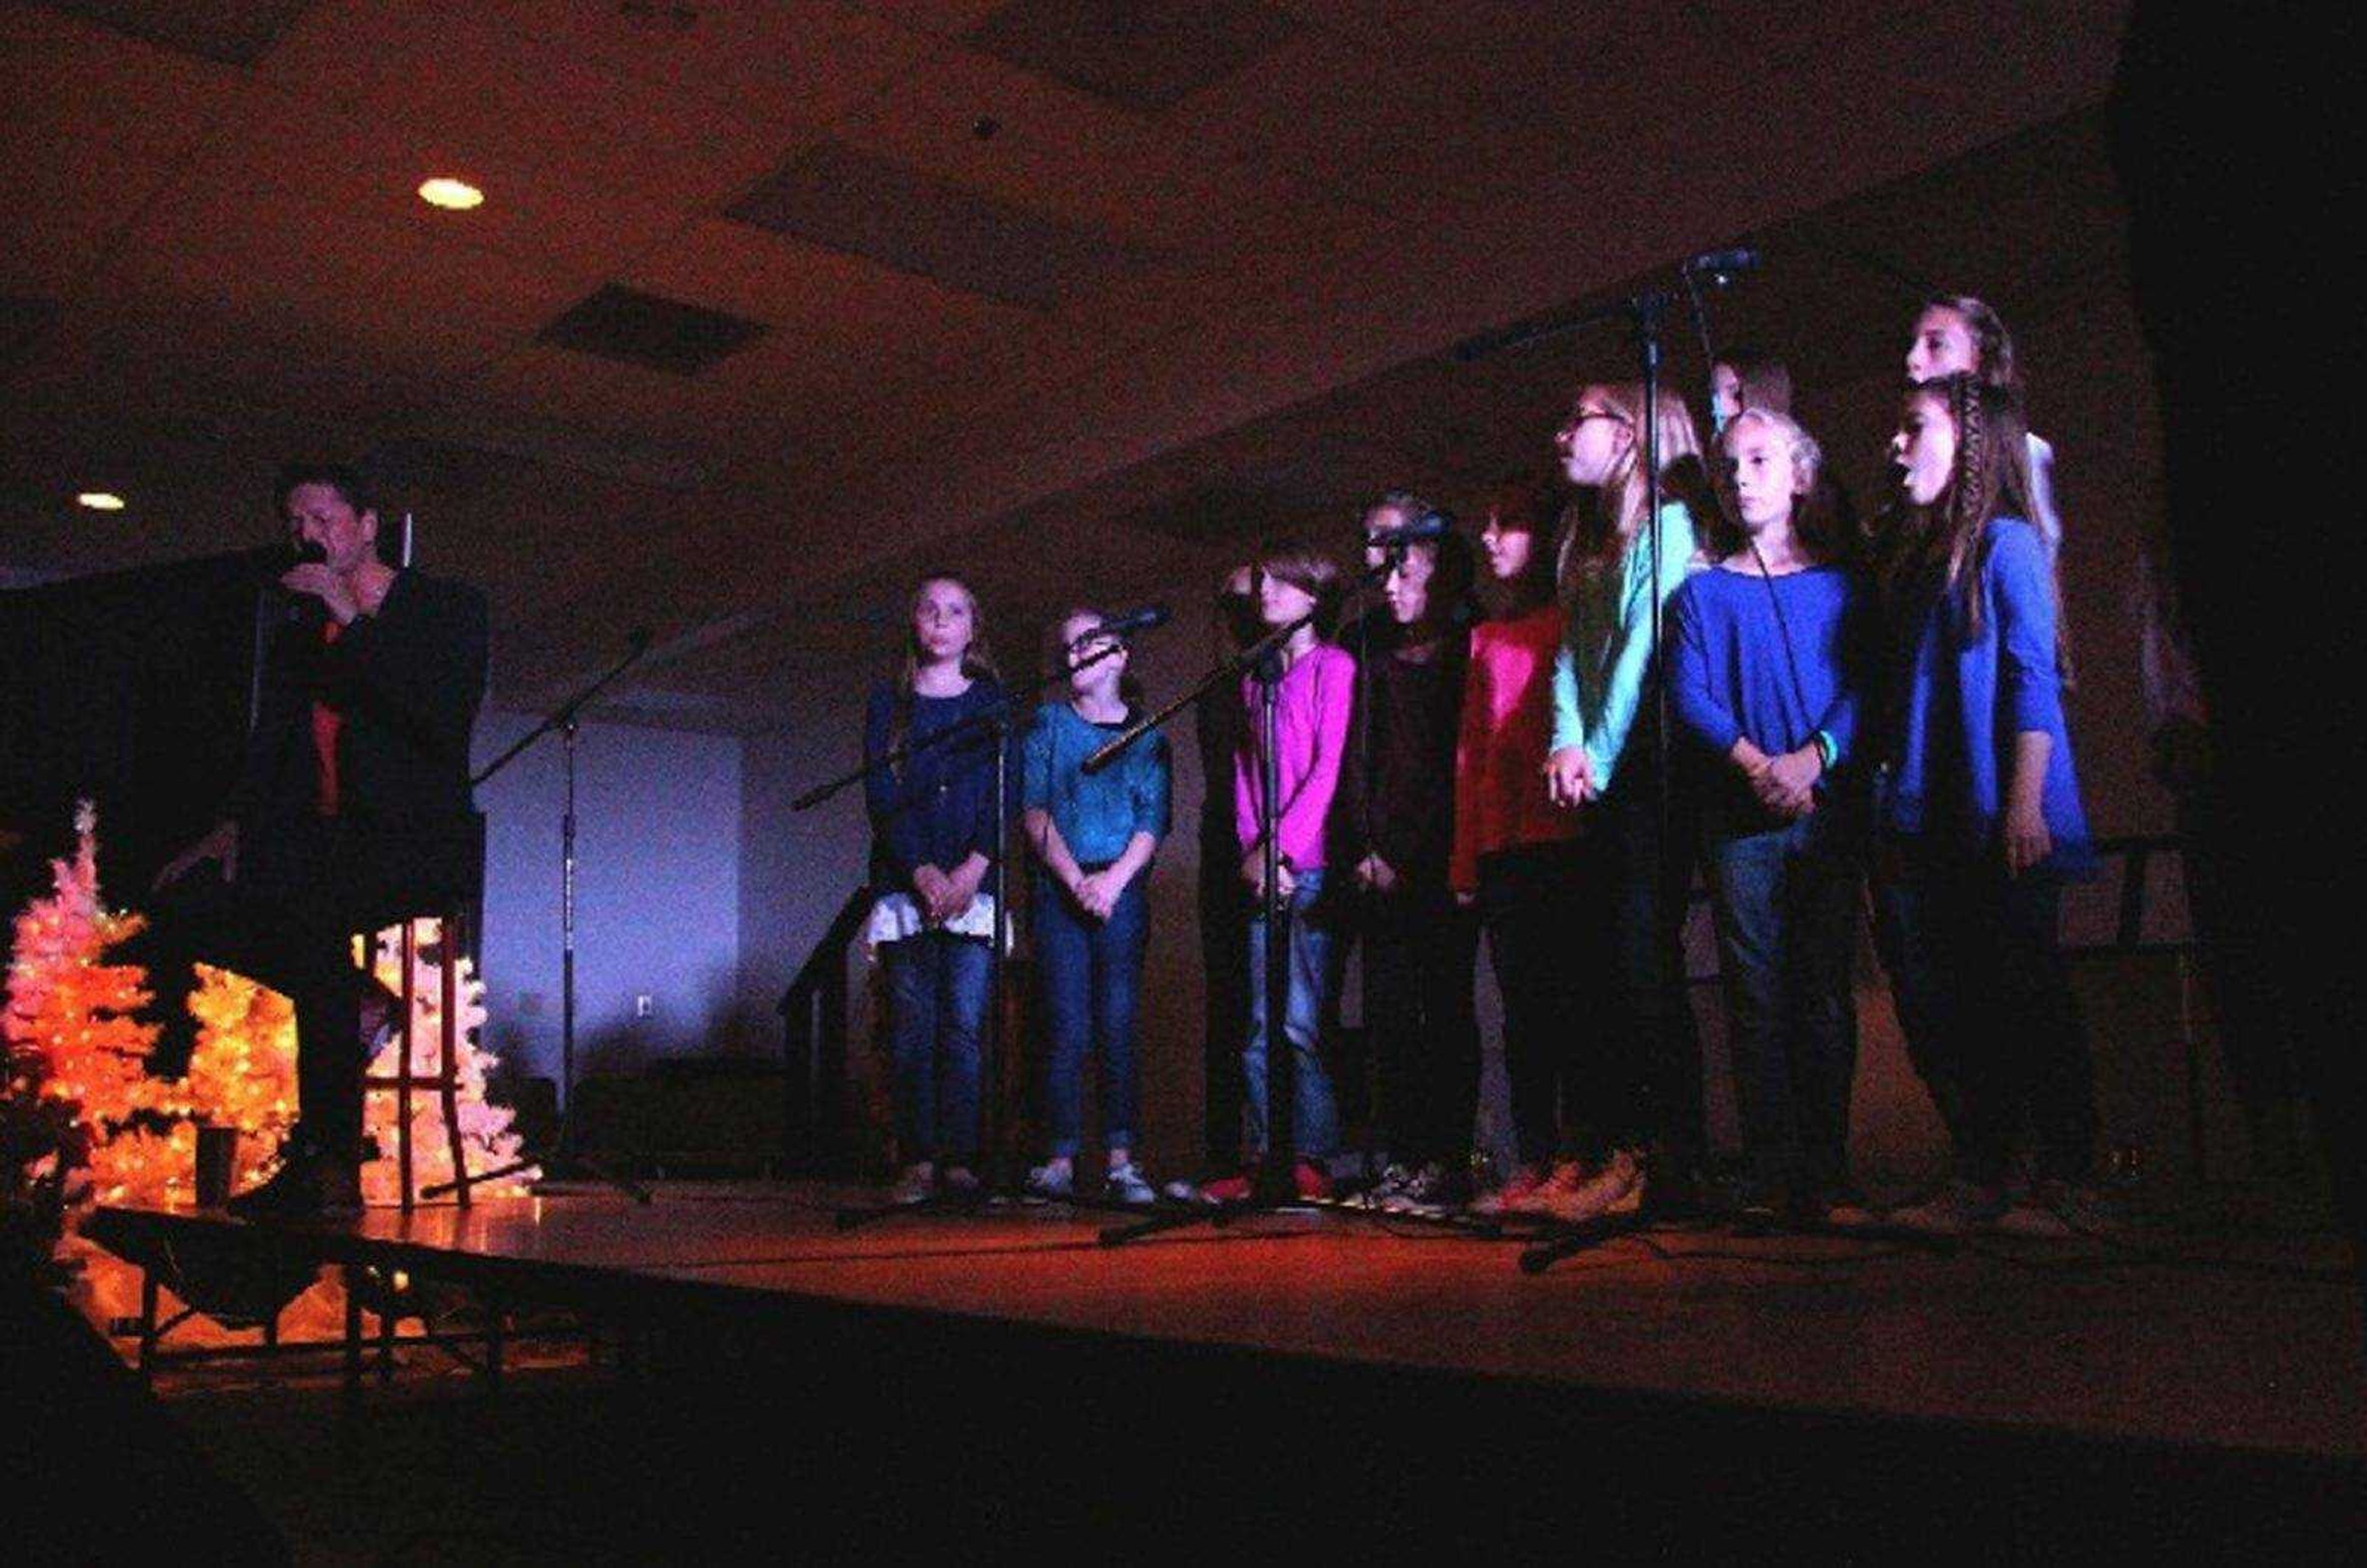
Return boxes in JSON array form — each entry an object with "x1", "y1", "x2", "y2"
[{"x1": 1206, "y1": 540, "x2": 1353, "y2": 1201}]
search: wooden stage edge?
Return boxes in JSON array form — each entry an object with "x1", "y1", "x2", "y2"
[{"x1": 88, "y1": 1181, "x2": 2363, "y2": 1461}]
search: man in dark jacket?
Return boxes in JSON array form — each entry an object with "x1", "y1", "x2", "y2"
[{"x1": 153, "y1": 463, "x2": 487, "y2": 1216}]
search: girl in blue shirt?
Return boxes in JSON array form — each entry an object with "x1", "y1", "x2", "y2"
[
  {"x1": 1873, "y1": 374, "x2": 2099, "y2": 1232},
  {"x1": 862, "y1": 575, "x2": 1007, "y2": 1206},
  {"x1": 1671, "y1": 407, "x2": 1866, "y2": 1219},
  {"x1": 1021, "y1": 609, "x2": 1171, "y2": 1206}
]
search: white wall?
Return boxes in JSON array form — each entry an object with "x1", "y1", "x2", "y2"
[{"x1": 473, "y1": 710, "x2": 745, "y2": 1101}]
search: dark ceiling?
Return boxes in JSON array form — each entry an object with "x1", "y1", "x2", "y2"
[{"x1": 0, "y1": 0, "x2": 2132, "y2": 730}]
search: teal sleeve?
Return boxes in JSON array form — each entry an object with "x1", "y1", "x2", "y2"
[
  {"x1": 1588, "y1": 505, "x2": 1695, "y2": 792},
  {"x1": 1549, "y1": 642, "x2": 1584, "y2": 756}
]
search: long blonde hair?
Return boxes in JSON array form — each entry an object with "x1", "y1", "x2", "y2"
[
  {"x1": 1556, "y1": 381, "x2": 1706, "y2": 600},
  {"x1": 891, "y1": 573, "x2": 999, "y2": 753}
]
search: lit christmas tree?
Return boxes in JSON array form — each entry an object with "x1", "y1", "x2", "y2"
[
  {"x1": 4, "y1": 803, "x2": 532, "y2": 1215},
  {"x1": 2, "y1": 802, "x2": 158, "y2": 1215},
  {"x1": 358, "y1": 920, "x2": 536, "y2": 1205}
]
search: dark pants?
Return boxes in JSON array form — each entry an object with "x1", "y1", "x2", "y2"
[
  {"x1": 1601, "y1": 759, "x2": 1706, "y2": 1165},
  {"x1": 1360, "y1": 886, "x2": 1481, "y2": 1170},
  {"x1": 1880, "y1": 843, "x2": 2098, "y2": 1188},
  {"x1": 1702, "y1": 817, "x2": 1858, "y2": 1194},
  {"x1": 1478, "y1": 841, "x2": 1588, "y2": 1166},
  {"x1": 1870, "y1": 870, "x2": 1967, "y2": 1150},
  {"x1": 880, "y1": 931, "x2": 991, "y2": 1164},
  {"x1": 132, "y1": 814, "x2": 450, "y2": 1168},
  {"x1": 1196, "y1": 839, "x2": 1248, "y2": 1167},
  {"x1": 1032, "y1": 873, "x2": 1148, "y2": 1158}
]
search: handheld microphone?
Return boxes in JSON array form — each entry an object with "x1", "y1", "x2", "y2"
[
  {"x1": 277, "y1": 539, "x2": 331, "y2": 624},
  {"x1": 1365, "y1": 511, "x2": 1451, "y2": 548},
  {"x1": 1682, "y1": 245, "x2": 1760, "y2": 285},
  {"x1": 1075, "y1": 603, "x2": 1170, "y2": 644}
]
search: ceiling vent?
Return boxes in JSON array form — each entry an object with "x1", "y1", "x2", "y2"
[
  {"x1": 725, "y1": 139, "x2": 1151, "y2": 311},
  {"x1": 41, "y1": 1, "x2": 320, "y2": 67},
  {"x1": 963, "y1": 0, "x2": 1296, "y2": 112},
  {"x1": 534, "y1": 284, "x2": 767, "y2": 376}
]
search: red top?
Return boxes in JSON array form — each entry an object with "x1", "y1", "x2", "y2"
[
  {"x1": 1450, "y1": 603, "x2": 1577, "y2": 894},
  {"x1": 312, "y1": 619, "x2": 343, "y2": 816}
]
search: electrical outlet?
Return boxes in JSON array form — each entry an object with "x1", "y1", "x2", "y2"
[{"x1": 634, "y1": 993, "x2": 654, "y2": 1018}]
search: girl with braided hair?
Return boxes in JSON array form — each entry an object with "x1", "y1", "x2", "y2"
[
  {"x1": 1905, "y1": 295, "x2": 2064, "y2": 556},
  {"x1": 1871, "y1": 374, "x2": 2101, "y2": 1234}
]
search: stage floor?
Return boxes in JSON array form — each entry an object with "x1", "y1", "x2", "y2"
[{"x1": 92, "y1": 1181, "x2": 2365, "y2": 1461}]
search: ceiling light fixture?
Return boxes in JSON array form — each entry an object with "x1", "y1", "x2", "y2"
[
  {"x1": 76, "y1": 491, "x2": 126, "y2": 511},
  {"x1": 417, "y1": 177, "x2": 485, "y2": 211}
]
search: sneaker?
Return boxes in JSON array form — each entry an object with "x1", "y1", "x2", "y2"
[
  {"x1": 1291, "y1": 1159, "x2": 1332, "y2": 1201},
  {"x1": 939, "y1": 1164, "x2": 982, "y2": 1200},
  {"x1": 888, "y1": 1162, "x2": 934, "y2": 1205},
  {"x1": 1357, "y1": 1162, "x2": 1417, "y2": 1209},
  {"x1": 1471, "y1": 1162, "x2": 1550, "y2": 1215},
  {"x1": 1892, "y1": 1178, "x2": 2007, "y2": 1234},
  {"x1": 1103, "y1": 1161, "x2": 1156, "y2": 1206},
  {"x1": 1792, "y1": 1185, "x2": 1876, "y2": 1228},
  {"x1": 1024, "y1": 1162, "x2": 1074, "y2": 1200},
  {"x1": 1539, "y1": 1148, "x2": 1643, "y2": 1223},
  {"x1": 1162, "y1": 1177, "x2": 1216, "y2": 1205},
  {"x1": 1383, "y1": 1161, "x2": 1467, "y2": 1214},
  {"x1": 1200, "y1": 1169, "x2": 1255, "y2": 1204}
]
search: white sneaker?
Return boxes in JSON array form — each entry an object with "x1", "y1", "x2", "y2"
[
  {"x1": 1103, "y1": 1161, "x2": 1156, "y2": 1206},
  {"x1": 1024, "y1": 1162, "x2": 1074, "y2": 1200},
  {"x1": 888, "y1": 1162, "x2": 933, "y2": 1205}
]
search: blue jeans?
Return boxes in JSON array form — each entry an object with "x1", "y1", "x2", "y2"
[
  {"x1": 1243, "y1": 867, "x2": 1341, "y2": 1161},
  {"x1": 1702, "y1": 817, "x2": 1858, "y2": 1193},
  {"x1": 880, "y1": 931, "x2": 990, "y2": 1162},
  {"x1": 1033, "y1": 872, "x2": 1148, "y2": 1157}
]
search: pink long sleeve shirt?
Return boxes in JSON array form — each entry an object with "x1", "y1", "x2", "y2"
[{"x1": 1234, "y1": 643, "x2": 1355, "y2": 872}]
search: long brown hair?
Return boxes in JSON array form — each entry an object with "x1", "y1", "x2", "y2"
[
  {"x1": 1874, "y1": 375, "x2": 2057, "y2": 660},
  {"x1": 1923, "y1": 293, "x2": 2023, "y2": 399},
  {"x1": 1556, "y1": 381, "x2": 1706, "y2": 602}
]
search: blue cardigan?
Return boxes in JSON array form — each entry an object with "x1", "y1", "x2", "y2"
[
  {"x1": 864, "y1": 679, "x2": 1012, "y2": 896},
  {"x1": 1668, "y1": 563, "x2": 1863, "y2": 839},
  {"x1": 1878, "y1": 518, "x2": 2091, "y2": 875}
]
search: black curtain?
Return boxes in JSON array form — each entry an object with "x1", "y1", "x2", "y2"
[{"x1": 0, "y1": 548, "x2": 277, "y2": 910}]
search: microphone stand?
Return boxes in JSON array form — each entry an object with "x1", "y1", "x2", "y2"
[
  {"x1": 1095, "y1": 564, "x2": 1502, "y2": 1247},
  {"x1": 800, "y1": 631, "x2": 1166, "y2": 1229},
  {"x1": 427, "y1": 631, "x2": 655, "y2": 1203}
]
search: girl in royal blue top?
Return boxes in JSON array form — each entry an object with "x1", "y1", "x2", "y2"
[
  {"x1": 862, "y1": 574, "x2": 1007, "y2": 1206},
  {"x1": 1670, "y1": 407, "x2": 1866, "y2": 1218},
  {"x1": 1021, "y1": 608, "x2": 1171, "y2": 1207},
  {"x1": 1873, "y1": 374, "x2": 2099, "y2": 1230}
]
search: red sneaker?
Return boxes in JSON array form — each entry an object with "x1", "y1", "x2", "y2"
[
  {"x1": 1291, "y1": 1160, "x2": 1332, "y2": 1201},
  {"x1": 1472, "y1": 1163, "x2": 1550, "y2": 1215},
  {"x1": 1200, "y1": 1170, "x2": 1255, "y2": 1204}
]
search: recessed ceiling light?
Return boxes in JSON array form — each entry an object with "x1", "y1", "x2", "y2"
[
  {"x1": 76, "y1": 491, "x2": 126, "y2": 511},
  {"x1": 417, "y1": 177, "x2": 485, "y2": 211}
]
